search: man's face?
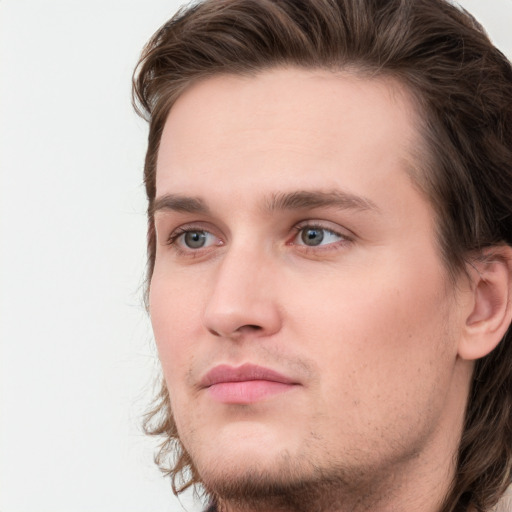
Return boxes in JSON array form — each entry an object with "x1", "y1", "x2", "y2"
[{"x1": 150, "y1": 68, "x2": 470, "y2": 502}]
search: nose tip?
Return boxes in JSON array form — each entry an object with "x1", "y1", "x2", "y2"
[
  {"x1": 201, "y1": 251, "x2": 282, "y2": 340},
  {"x1": 203, "y1": 297, "x2": 280, "y2": 339}
]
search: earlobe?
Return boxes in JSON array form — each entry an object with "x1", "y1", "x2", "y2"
[{"x1": 458, "y1": 246, "x2": 512, "y2": 361}]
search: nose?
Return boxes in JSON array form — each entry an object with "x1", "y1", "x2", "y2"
[{"x1": 202, "y1": 244, "x2": 282, "y2": 339}]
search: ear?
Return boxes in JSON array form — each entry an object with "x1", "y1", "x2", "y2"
[{"x1": 458, "y1": 246, "x2": 512, "y2": 361}]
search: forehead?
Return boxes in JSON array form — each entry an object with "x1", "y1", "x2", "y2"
[{"x1": 155, "y1": 67, "x2": 422, "y2": 206}]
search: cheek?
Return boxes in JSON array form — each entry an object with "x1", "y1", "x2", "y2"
[
  {"x1": 149, "y1": 269, "x2": 205, "y2": 385},
  {"x1": 286, "y1": 254, "x2": 457, "y2": 406}
]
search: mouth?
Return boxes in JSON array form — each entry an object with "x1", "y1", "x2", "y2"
[{"x1": 200, "y1": 363, "x2": 300, "y2": 404}]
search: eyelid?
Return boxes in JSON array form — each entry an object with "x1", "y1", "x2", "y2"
[
  {"x1": 289, "y1": 220, "x2": 354, "y2": 250},
  {"x1": 292, "y1": 220, "x2": 354, "y2": 238},
  {"x1": 165, "y1": 223, "x2": 224, "y2": 254}
]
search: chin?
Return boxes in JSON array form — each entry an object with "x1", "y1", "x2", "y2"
[
  {"x1": 195, "y1": 450, "x2": 368, "y2": 512},
  {"x1": 197, "y1": 450, "x2": 318, "y2": 501},
  {"x1": 185, "y1": 422, "x2": 307, "y2": 487},
  {"x1": 191, "y1": 420, "x2": 294, "y2": 468}
]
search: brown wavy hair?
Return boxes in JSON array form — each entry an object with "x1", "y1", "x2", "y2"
[{"x1": 132, "y1": 1, "x2": 512, "y2": 510}]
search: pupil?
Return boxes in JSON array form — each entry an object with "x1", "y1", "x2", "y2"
[
  {"x1": 184, "y1": 231, "x2": 206, "y2": 248},
  {"x1": 301, "y1": 228, "x2": 324, "y2": 246}
]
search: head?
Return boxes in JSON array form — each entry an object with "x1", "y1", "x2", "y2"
[{"x1": 133, "y1": 1, "x2": 512, "y2": 511}]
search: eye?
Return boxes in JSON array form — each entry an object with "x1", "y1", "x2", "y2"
[
  {"x1": 168, "y1": 228, "x2": 220, "y2": 251},
  {"x1": 183, "y1": 230, "x2": 208, "y2": 249},
  {"x1": 293, "y1": 224, "x2": 347, "y2": 248}
]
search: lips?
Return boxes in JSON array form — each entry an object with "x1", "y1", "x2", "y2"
[{"x1": 201, "y1": 363, "x2": 299, "y2": 404}]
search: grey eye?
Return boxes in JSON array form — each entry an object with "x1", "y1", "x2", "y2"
[
  {"x1": 301, "y1": 227, "x2": 325, "y2": 246},
  {"x1": 184, "y1": 231, "x2": 207, "y2": 248}
]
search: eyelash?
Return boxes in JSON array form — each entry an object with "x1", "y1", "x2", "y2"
[
  {"x1": 165, "y1": 226, "x2": 221, "y2": 256},
  {"x1": 165, "y1": 222, "x2": 351, "y2": 256},
  {"x1": 290, "y1": 223, "x2": 351, "y2": 251}
]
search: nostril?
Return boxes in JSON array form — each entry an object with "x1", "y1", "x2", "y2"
[
  {"x1": 245, "y1": 325, "x2": 262, "y2": 331},
  {"x1": 207, "y1": 324, "x2": 263, "y2": 338},
  {"x1": 237, "y1": 324, "x2": 263, "y2": 334}
]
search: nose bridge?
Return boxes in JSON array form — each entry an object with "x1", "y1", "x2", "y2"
[{"x1": 202, "y1": 239, "x2": 281, "y2": 338}]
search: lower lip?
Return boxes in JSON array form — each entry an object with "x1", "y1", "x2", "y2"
[{"x1": 207, "y1": 380, "x2": 296, "y2": 404}]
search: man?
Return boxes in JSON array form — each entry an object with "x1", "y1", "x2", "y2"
[{"x1": 132, "y1": 1, "x2": 512, "y2": 511}]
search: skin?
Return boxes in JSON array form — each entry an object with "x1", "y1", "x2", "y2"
[{"x1": 150, "y1": 68, "x2": 479, "y2": 512}]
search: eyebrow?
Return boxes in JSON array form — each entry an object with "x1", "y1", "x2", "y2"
[
  {"x1": 264, "y1": 190, "x2": 379, "y2": 213},
  {"x1": 151, "y1": 194, "x2": 210, "y2": 216},
  {"x1": 151, "y1": 189, "x2": 379, "y2": 216}
]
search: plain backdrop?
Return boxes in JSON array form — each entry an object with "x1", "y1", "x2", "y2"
[{"x1": 1, "y1": 1, "x2": 511, "y2": 511}]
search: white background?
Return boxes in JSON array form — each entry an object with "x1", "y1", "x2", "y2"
[{"x1": 1, "y1": 1, "x2": 511, "y2": 511}]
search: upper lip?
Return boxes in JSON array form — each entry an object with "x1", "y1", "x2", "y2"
[{"x1": 200, "y1": 363, "x2": 297, "y2": 388}]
